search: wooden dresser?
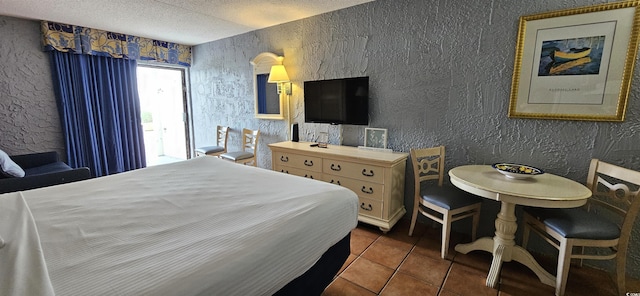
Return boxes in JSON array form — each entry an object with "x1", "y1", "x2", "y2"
[{"x1": 268, "y1": 141, "x2": 408, "y2": 233}]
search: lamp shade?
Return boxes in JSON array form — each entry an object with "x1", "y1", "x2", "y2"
[{"x1": 267, "y1": 65, "x2": 290, "y2": 83}]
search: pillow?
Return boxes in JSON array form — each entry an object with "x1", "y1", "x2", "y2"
[{"x1": 0, "y1": 149, "x2": 25, "y2": 178}]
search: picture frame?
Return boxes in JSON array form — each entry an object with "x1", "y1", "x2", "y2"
[
  {"x1": 508, "y1": 1, "x2": 640, "y2": 122},
  {"x1": 364, "y1": 128, "x2": 387, "y2": 149}
]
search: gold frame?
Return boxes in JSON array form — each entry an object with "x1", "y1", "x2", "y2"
[{"x1": 508, "y1": 1, "x2": 640, "y2": 121}]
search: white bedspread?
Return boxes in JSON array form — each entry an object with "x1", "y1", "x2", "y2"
[
  {"x1": 0, "y1": 193, "x2": 54, "y2": 296},
  {"x1": 0, "y1": 157, "x2": 358, "y2": 296}
]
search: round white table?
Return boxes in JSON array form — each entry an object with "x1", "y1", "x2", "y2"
[{"x1": 448, "y1": 165, "x2": 592, "y2": 288}]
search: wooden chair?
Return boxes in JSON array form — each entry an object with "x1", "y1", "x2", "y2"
[
  {"x1": 408, "y1": 146, "x2": 482, "y2": 259},
  {"x1": 220, "y1": 128, "x2": 260, "y2": 166},
  {"x1": 195, "y1": 125, "x2": 229, "y2": 157},
  {"x1": 522, "y1": 159, "x2": 640, "y2": 296}
]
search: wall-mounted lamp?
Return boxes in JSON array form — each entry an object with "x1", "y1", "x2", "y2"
[{"x1": 267, "y1": 65, "x2": 292, "y2": 95}]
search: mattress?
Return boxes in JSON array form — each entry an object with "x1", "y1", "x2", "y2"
[{"x1": 0, "y1": 157, "x2": 358, "y2": 296}]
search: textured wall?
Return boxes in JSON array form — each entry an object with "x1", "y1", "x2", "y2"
[
  {"x1": 0, "y1": 16, "x2": 64, "y2": 156},
  {"x1": 190, "y1": 0, "x2": 640, "y2": 276}
]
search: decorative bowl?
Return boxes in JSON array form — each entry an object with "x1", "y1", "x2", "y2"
[{"x1": 492, "y1": 163, "x2": 544, "y2": 179}]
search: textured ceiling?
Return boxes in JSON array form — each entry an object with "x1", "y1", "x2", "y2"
[{"x1": 0, "y1": 0, "x2": 374, "y2": 45}]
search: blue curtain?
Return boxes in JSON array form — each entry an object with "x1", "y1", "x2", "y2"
[
  {"x1": 257, "y1": 73, "x2": 268, "y2": 113},
  {"x1": 49, "y1": 51, "x2": 146, "y2": 177}
]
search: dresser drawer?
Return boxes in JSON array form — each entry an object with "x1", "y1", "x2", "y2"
[
  {"x1": 273, "y1": 152, "x2": 322, "y2": 172},
  {"x1": 322, "y1": 175, "x2": 384, "y2": 201},
  {"x1": 274, "y1": 165, "x2": 322, "y2": 180},
  {"x1": 269, "y1": 141, "x2": 408, "y2": 232},
  {"x1": 357, "y1": 197, "x2": 383, "y2": 219},
  {"x1": 323, "y1": 159, "x2": 384, "y2": 183}
]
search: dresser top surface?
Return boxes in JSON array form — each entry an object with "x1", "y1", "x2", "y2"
[{"x1": 269, "y1": 141, "x2": 408, "y2": 163}]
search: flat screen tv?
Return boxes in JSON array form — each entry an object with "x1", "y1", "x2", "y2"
[{"x1": 304, "y1": 77, "x2": 369, "y2": 125}]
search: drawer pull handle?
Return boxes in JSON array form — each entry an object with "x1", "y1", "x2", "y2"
[
  {"x1": 330, "y1": 179, "x2": 341, "y2": 185},
  {"x1": 280, "y1": 169, "x2": 289, "y2": 173},
  {"x1": 361, "y1": 186, "x2": 374, "y2": 194},
  {"x1": 304, "y1": 174, "x2": 314, "y2": 179},
  {"x1": 331, "y1": 164, "x2": 341, "y2": 171},
  {"x1": 304, "y1": 160, "x2": 314, "y2": 166},
  {"x1": 280, "y1": 156, "x2": 289, "y2": 162},
  {"x1": 360, "y1": 203, "x2": 373, "y2": 211},
  {"x1": 362, "y1": 169, "x2": 375, "y2": 177}
]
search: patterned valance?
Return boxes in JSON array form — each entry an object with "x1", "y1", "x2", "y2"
[{"x1": 41, "y1": 21, "x2": 191, "y2": 66}]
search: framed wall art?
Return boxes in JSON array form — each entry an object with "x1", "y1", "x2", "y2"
[
  {"x1": 364, "y1": 128, "x2": 388, "y2": 149},
  {"x1": 508, "y1": 1, "x2": 640, "y2": 121}
]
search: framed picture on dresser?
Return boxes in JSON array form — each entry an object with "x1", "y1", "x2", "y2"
[{"x1": 364, "y1": 128, "x2": 387, "y2": 149}]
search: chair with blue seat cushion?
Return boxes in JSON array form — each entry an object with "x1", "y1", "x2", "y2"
[
  {"x1": 522, "y1": 159, "x2": 640, "y2": 296},
  {"x1": 408, "y1": 146, "x2": 482, "y2": 259},
  {"x1": 220, "y1": 128, "x2": 259, "y2": 166},
  {"x1": 195, "y1": 125, "x2": 229, "y2": 157}
]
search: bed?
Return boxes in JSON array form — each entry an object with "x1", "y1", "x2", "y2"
[{"x1": 0, "y1": 156, "x2": 358, "y2": 296}]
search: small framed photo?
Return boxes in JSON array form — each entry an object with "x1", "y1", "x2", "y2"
[{"x1": 364, "y1": 128, "x2": 387, "y2": 149}]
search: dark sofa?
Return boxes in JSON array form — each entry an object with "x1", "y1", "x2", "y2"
[{"x1": 0, "y1": 151, "x2": 91, "y2": 194}]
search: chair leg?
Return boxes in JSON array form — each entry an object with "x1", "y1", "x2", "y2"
[
  {"x1": 471, "y1": 206, "x2": 480, "y2": 241},
  {"x1": 441, "y1": 213, "x2": 451, "y2": 259},
  {"x1": 522, "y1": 217, "x2": 531, "y2": 249},
  {"x1": 556, "y1": 239, "x2": 573, "y2": 296},
  {"x1": 578, "y1": 246, "x2": 584, "y2": 267},
  {"x1": 616, "y1": 256, "x2": 626, "y2": 296},
  {"x1": 408, "y1": 198, "x2": 420, "y2": 236}
]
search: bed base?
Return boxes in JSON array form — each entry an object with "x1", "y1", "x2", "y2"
[{"x1": 274, "y1": 233, "x2": 351, "y2": 295}]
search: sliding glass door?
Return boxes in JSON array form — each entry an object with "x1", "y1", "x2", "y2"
[{"x1": 137, "y1": 65, "x2": 190, "y2": 166}]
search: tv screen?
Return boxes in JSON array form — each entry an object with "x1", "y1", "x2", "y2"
[{"x1": 304, "y1": 77, "x2": 369, "y2": 125}]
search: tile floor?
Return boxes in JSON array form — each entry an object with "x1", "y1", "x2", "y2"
[{"x1": 322, "y1": 219, "x2": 640, "y2": 296}]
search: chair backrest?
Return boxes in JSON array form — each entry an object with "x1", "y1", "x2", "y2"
[
  {"x1": 410, "y1": 146, "x2": 446, "y2": 192},
  {"x1": 585, "y1": 159, "x2": 640, "y2": 248},
  {"x1": 217, "y1": 126, "x2": 229, "y2": 149},
  {"x1": 241, "y1": 128, "x2": 260, "y2": 154}
]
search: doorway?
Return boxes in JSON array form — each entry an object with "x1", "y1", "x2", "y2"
[{"x1": 137, "y1": 65, "x2": 190, "y2": 166}]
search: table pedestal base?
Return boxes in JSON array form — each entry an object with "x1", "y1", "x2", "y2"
[{"x1": 454, "y1": 201, "x2": 555, "y2": 288}]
